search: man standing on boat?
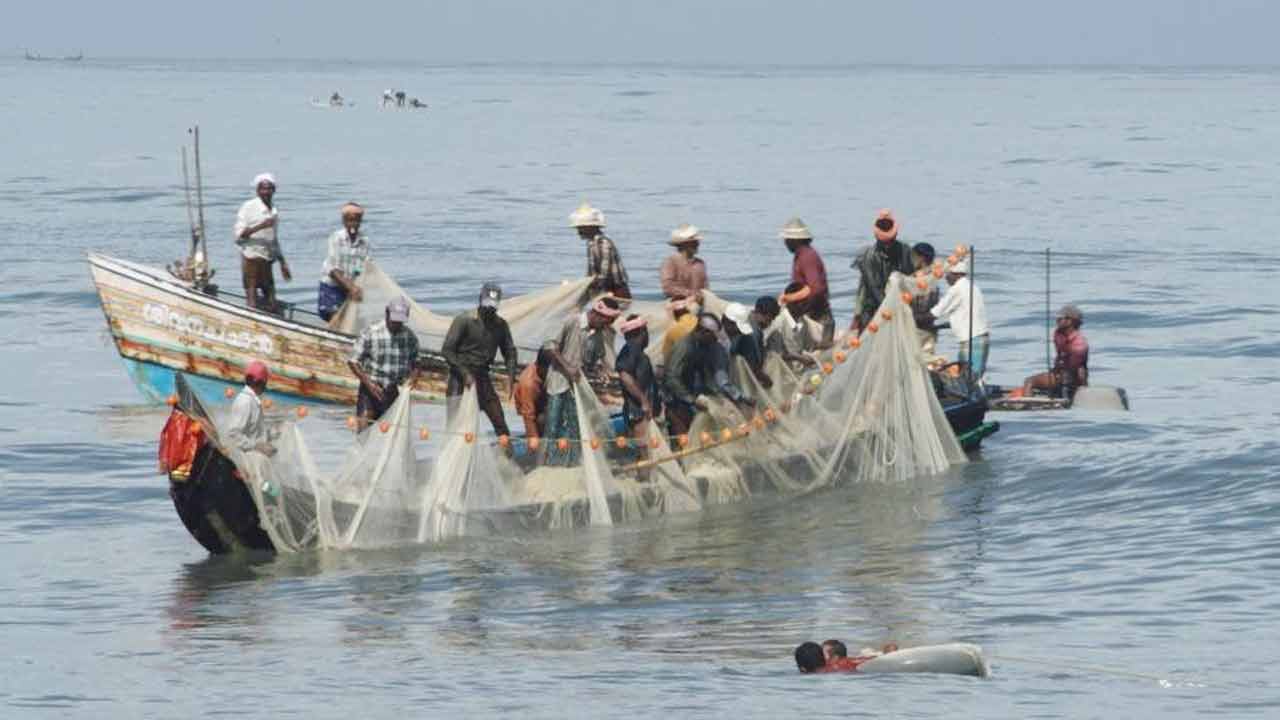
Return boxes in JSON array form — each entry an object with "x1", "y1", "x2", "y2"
[
  {"x1": 660, "y1": 224, "x2": 708, "y2": 304},
  {"x1": 572, "y1": 203, "x2": 631, "y2": 299},
  {"x1": 851, "y1": 209, "x2": 914, "y2": 334},
  {"x1": 543, "y1": 297, "x2": 622, "y2": 465},
  {"x1": 908, "y1": 242, "x2": 942, "y2": 357},
  {"x1": 227, "y1": 360, "x2": 274, "y2": 456},
  {"x1": 781, "y1": 218, "x2": 835, "y2": 347},
  {"x1": 233, "y1": 173, "x2": 292, "y2": 312},
  {"x1": 441, "y1": 282, "x2": 519, "y2": 439},
  {"x1": 929, "y1": 258, "x2": 990, "y2": 381},
  {"x1": 348, "y1": 298, "x2": 421, "y2": 426},
  {"x1": 317, "y1": 202, "x2": 370, "y2": 321}
]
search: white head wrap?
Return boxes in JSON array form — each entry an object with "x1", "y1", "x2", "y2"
[{"x1": 253, "y1": 172, "x2": 277, "y2": 189}]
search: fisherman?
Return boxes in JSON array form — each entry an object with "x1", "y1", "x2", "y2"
[
  {"x1": 347, "y1": 298, "x2": 421, "y2": 426},
  {"x1": 233, "y1": 173, "x2": 292, "y2": 312},
  {"x1": 752, "y1": 296, "x2": 781, "y2": 341},
  {"x1": 723, "y1": 302, "x2": 772, "y2": 390},
  {"x1": 781, "y1": 218, "x2": 835, "y2": 347},
  {"x1": 440, "y1": 282, "x2": 519, "y2": 438},
  {"x1": 544, "y1": 297, "x2": 622, "y2": 465},
  {"x1": 794, "y1": 642, "x2": 827, "y2": 674},
  {"x1": 395, "y1": 90, "x2": 406, "y2": 107},
  {"x1": 661, "y1": 298, "x2": 698, "y2": 363},
  {"x1": 409, "y1": 98, "x2": 427, "y2": 108},
  {"x1": 227, "y1": 360, "x2": 275, "y2": 455},
  {"x1": 767, "y1": 282, "x2": 819, "y2": 371},
  {"x1": 514, "y1": 341, "x2": 556, "y2": 438},
  {"x1": 929, "y1": 258, "x2": 990, "y2": 381},
  {"x1": 664, "y1": 313, "x2": 752, "y2": 436},
  {"x1": 317, "y1": 202, "x2": 370, "y2": 321},
  {"x1": 571, "y1": 203, "x2": 631, "y2": 298},
  {"x1": 908, "y1": 242, "x2": 941, "y2": 355},
  {"x1": 615, "y1": 314, "x2": 661, "y2": 475},
  {"x1": 1019, "y1": 304, "x2": 1089, "y2": 399},
  {"x1": 329, "y1": 91, "x2": 343, "y2": 107},
  {"x1": 851, "y1": 208, "x2": 914, "y2": 334},
  {"x1": 660, "y1": 223, "x2": 708, "y2": 303},
  {"x1": 382, "y1": 89, "x2": 395, "y2": 108}
]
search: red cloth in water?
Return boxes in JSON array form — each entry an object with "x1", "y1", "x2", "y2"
[{"x1": 820, "y1": 656, "x2": 873, "y2": 673}]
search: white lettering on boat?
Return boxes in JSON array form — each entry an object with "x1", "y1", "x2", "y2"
[{"x1": 142, "y1": 303, "x2": 275, "y2": 355}]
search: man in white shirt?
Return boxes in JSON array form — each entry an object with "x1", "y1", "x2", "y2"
[
  {"x1": 233, "y1": 173, "x2": 292, "y2": 312},
  {"x1": 226, "y1": 360, "x2": 275, "y2": 456},
  {"x1": 929, "y1": 259, "x2": 990, "y2": 380}
]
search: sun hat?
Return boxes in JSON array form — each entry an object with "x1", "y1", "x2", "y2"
[
  {"x1": 569, "y1": 203, "x2": 606, "y2": 228},
  {"x1": 873, "y1": 208, "x2": 898, "y2": 242},
  {"x1": 669, "y1": 223, "x2": 703, "y2": 246},
  {"x1": 387, "y1": 297, "x2": 411, "y2": 322},
  {"x1": 949, "y1": 259, "x2": 969, "y2": 274},
  {"x1": 253, "y1": 172, "x2": 277, "y2": 189},
  {"x1": 723, "y1": 303, "x2": 753, "y2": 334},
  {"x1": 779, "y1": 217, "x2": 813, "y2": 241}
]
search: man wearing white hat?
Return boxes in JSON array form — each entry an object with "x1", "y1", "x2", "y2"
[
  {"x1": 723, "y1": 302, "x2": 773, "y2": 392},
  {"x1": 233, "y1": 173, "x2": 292, "y2": 312},
  {"x1": 781, "y1": 217, "x2": 834, "y2": 347},
  {"x1": 571, "y1": 203, "x2": 631, "y2": 298},
  {"x1": 660, "y1": 223, "x2": 708, "y2": 303},
  {"x1": 930, "y1": 258, "x2": 990, "y2": 381},
  {"x1": 348, "y1": 297, "x2": 421, "y2": 425}
]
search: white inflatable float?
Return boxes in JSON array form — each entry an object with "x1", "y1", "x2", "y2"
[{"x1": 858, "y1": 643, "x2": 990, "y2": 677}]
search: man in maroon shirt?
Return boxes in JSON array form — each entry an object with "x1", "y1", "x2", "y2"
[
  {"x1": 780, "y1": 217, "x2": 834, "y2": 347},
  {"x1": 1021, "y1": 304, "x2": 1090, "y2": 399}
]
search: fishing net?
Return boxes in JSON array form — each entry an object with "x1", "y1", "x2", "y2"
[{"x1": 200, "y1": 270, "x2": 964, "y2": 552}]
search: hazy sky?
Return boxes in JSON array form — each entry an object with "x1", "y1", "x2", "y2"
[{"x1": 8, "y1": 0, "x2": 1280, "y2": 65}]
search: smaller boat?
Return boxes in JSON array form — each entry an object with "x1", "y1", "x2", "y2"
[
  {"x1": 858, "y1": 643, "x2": 990, "y2": 677},
  {"x1": 986, "y1": 384, "x2": 1129, "y2": 412}
]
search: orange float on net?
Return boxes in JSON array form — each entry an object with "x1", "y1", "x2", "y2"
[
  {"x1": 752, "y1": 416, "x2": 765, "y2": 430},
  {"x1": 378, "y1": 421, "x2": 390, "y2": 433},
  {"x1": 699, "y1": 431, "x2": 713, "y2": 445},
  {"x1": 678, "y1": 433, "x2": 691, "y2": 448},
  {"x1": 900, "y1": 291, "x2": 913, "y2": 305},
  {"x1": 847, "y1": 336, "x2": 861, "y2": 349},
  {"x1": 615, "y1": 436, "x2": 629, "y2": 449},
  {"x1": 260, "y1": 397, "x2": 274, "y2": 410},
  {"x1": 465, "y1": 432, "x2": 477, "y2": 444},
  {"x1": 763, "y1": 408, "x2": 777, "y2": 423},
  {"x1": 295, "y1": 406, "x2": 308, "y2": 419},
  {"x1": 822, "y1": 362, "x2": 833, "y2": 375},
  {"x1": 648, "y1": 436, "x2": 661, "y2": 449},
  {"x1": 834, "y1": 351, "x2": 847, "y2": 363},
  {"x1": 720, "y1": 428, "x2": 734, "y2": 442},
  {"x1": 528, "y1": 437, "x2": 541, "y2": 452},
  {"x1": 224, "y1": 387, "x2": 236, "y2": 399},
  {"x1": 867, "y1": 322, "x2": 879, "y2": 333},
  {"x1": 916, "y1": 278, "x2": 928, "y2": 290},
  {"x1": 881, "y1": 309, "x2": 893, "y2": 321},
  {"x1": 165, "y1": 394, "x2": 178, "y2": 407},
  {"x1": 557, "y1": 437, "x2": 570, "y2": 452},
  {"x1": 589, "y1": 436, "x2": 601, "y2": 450},
  {"x1": 498, "y1": 434, "x2": 511, "y2": 448},
  {"x1": 418, "y1": 427, "x2": 430, "y2": 441},
  {"x1": 345, "y1": 416, "x2": 358, "y2": 430}
]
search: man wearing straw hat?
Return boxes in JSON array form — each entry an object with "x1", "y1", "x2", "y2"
[
  {"x1": 233, "y1": 173, "x2": 292, "y2": 312},
  {"x1": 780, "y1": 218, "x2": 835, "y2": 347},
  {"x1": 851, "y1": 209, "x2": 914, "y2": 334},
  {"x1": 317, "y1": 202, "x2": 370, "y2": 321},
  {"x1": 571, "y1": 203, "x2": 631, "y2": 299},
  {"x1": 660, "y1": 223, "x2": 709, "y2": 303}
]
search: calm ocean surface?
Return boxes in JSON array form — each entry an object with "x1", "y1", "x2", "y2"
[{"x1": 2, "y1": 59, "x2": 1279, "y2": 718}]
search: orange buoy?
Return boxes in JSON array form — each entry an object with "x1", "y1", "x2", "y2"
[
  {"x1": 916, "y1": 278, "x2": 928, "y2": 290},
  {"x1": 752, "y1": 416, "x2": 765, "y2": 430},
  {"x1": 763, "y1": 408, "x2": 777, "y2": 423},
  {"x1": 678, "y1": 433, "x2": 691, "y2": 448},
  {"x1": 615, "y1": 436, "x2": 629, "y2": 449},
  {"x1": 165, "y1": 394, "x2": 178, "y2": 406},
  {"x1": 224, "y1": 387, "x2": 236, "y2": 399},
  {"x1": 867, "y1": 322, "x2": 879, "y2": 333},
  {"x1": 881, "y1": 309, "x2": 893, "y2": 321},
  {"x1": 589, "y1": 436, "x2": 601, "y2": 450},
  {"x1": 700, "y1": 431, "x2": 713, "y2": 445},
  {"x1": 465, "y1": 432, "x2": 477, "y2": 444},
  {"x1": 378, "y1": 421, "x2": 390, "y2": 433},
  {"x1": 498, "y1": 434, "x2": 511, "y2": 448},
  {"x1": 648, "y1": 436, "x2": 661, "y2": 449},
  {"x1": 346, "y1": 416, "x2": 358, "y2": 430},
  {"x1": 900, "y1": 291, "x2": 913, "y2": 305},
  {"x1": 720, "y1": 428, "x2": 733, "y2": 442},
  {"x1": 296, "y1": 406, "x2": 308, "y2": 419},
  {"x1": 557, "y1": 437, "x2": 570, "y2": 452},
  {"x1": 848, "y1": 336, "x2": 861, "y2": 349},
  {"x1": 822, "y1": 362, "x2": 833, "y2": 375},
  {"x1": 834, "y1": 351, "x2": 847, "y2": 363},
  {"x1": 528, "y1": 437, "x2": 541, "y2": 451},
  {"x1": 260, "y1": 397, "x2": 273, "y2": 410},
  {"x1": 419, "y1": 427, "x2": 430, "y2": 441}
]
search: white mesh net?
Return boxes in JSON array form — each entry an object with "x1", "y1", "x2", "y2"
[{"x1": 205, "y1": 270, "x2": 965, "y2": 552}]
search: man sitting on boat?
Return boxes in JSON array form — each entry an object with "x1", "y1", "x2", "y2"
[
  {"x1": 441, "y1": 283, "x2": 519, "y2": 439},
  {"x1": 233, "y1": 173, "x2": 292, "y2": 312},
  {"x1": 348, "y1": 298, "x2": 422, "y2": 427},
  {"x1": 228, "y1": 360, "x2": 275, "y2": 455},
  {"x1": 317, "y1": 202, "x2": 370, "y2": 321},
  {"x1": 930, "y1": 257, "x2": 990, "y2": 381},
  {"x1": 1019, "y1": 304, "x2": 1089, "y2": 399},
  {"x1": 572, "y1": 203, "x2": 631, "y2": 299},
  {"x1": 544, "y1": 297, "x2": 622, "y2": 465},
  {"x1": 664, "y1": 313, "x2": 753, "y2": 436},
  {"x1": 514, "y1": 341, "x2": 557, "y2": 439}
]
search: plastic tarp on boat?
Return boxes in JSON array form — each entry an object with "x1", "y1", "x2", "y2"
[{"x1": 211, "y1": 272, "x2": 966, "y2": 551}]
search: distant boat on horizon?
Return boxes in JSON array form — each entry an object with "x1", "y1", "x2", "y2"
[{"x1": 24, "y1": 49, "x2": 83, "y2": 62}]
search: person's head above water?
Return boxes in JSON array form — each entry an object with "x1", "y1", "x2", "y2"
[
  {"x1": 794, "y1": 642, "x2": 826, "y2": 673},
  {"x1": 822, "y1": 639, "x2": 848, "y2": 661}
]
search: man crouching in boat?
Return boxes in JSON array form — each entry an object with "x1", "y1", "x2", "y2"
[
  {"x1": 441, "y1": 282, "x2": 518, "y2": 439},
  {"x1": 233, "y1": 173, "x2": 292, "y2": 312},
  {"x1": 1019, "y1": 304, "x2": 1089, "y2": 400},
  {"x1": 317, "y1": 202, "x2": 370, "y2": 321},
  {"x1": 664, "y1": 313, "x2": 753, "y2": 436},
  {"x1": 348, "y1": 298, "x2": 422, "y2": 427},
  {"x1": 228, "y1": 360, "x2": 275, "y2": 456}
]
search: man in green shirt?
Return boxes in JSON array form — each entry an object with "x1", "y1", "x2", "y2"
[{"x1": 441, "y1": 282, "x2": 518, "y2": 438}]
